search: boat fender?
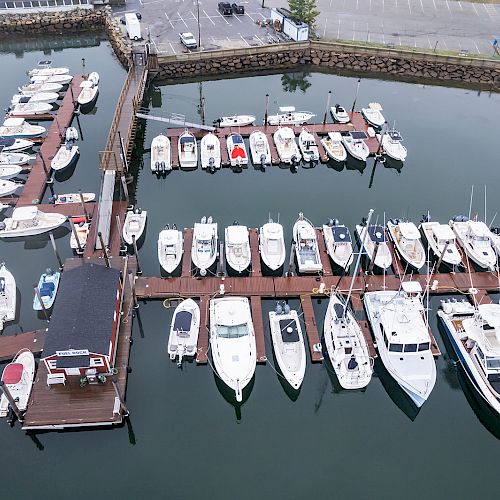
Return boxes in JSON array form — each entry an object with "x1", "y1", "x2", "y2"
[{"x1": 71, "y1": 216, "x2": 86, "y2": 224}]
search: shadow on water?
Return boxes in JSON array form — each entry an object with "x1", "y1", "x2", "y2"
[
  {"x1": 384, "y1": 156, "x2": 405, "y2": 173},
  {"x1": 0, "y1": 225, "x2": 70, "y2": 250},
  {"x1": 213, "y1": 370, "x2": 255, "y2": 422},
  {"x1": 345, "y1": 156, "x2": 366, "y2": 174},
  {"x1": 326, "y1": 160, "x2": 345, "y2": 173}
]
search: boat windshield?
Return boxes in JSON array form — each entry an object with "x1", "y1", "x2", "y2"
[
  {"x1": 390, "y1": 342, "x2": 430, "y2": 352},
  {"x1": 486, "y1": 357, "x2": 500, "y2": 370},
  {"x1": 218, "y1": 323, "x2": 248, "y2": 339}
]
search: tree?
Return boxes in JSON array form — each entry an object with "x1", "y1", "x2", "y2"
[
  {"x1": 287, "y1": 0, "x2": 320, "y2": 30},
  {"x1": 281, "y1": 72, "x2": 312, "y2": 94}
]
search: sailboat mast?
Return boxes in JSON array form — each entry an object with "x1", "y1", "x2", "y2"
[{"x1": 468, "y1": 185, "x2": 474, "y2": 220}]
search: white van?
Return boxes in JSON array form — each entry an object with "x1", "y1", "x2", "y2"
[{"x1": 125, "y1": 13, "x2": 142, "y2": 41}]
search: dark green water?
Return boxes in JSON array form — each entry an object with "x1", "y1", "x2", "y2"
[{"x1": 1, "y1": 38, "x2": 500, "y2": 500}]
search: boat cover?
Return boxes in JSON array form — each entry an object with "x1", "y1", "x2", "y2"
[
  {"x1": 367, "y1": 225, "x2": 386, "y2": 243},
  {"x1": 40, "y1": 281, "x2": 55, "y2": 297},
  {"x1": 331, "y1": 226, "x2": 351, "y2": 243},
  {"x1": 432, "y1": 224, "x2": 455, "y2": 241},
  {"x1": 230, "y1": 134, "x2": 244, "y2": 144},
  {"x1": 398, "y1": 222, "x2": 420, "y2": 240},
  {"x1": 12, "y1": 206, "x2": 37, "y2": 220},
  {"x1": 174, "y1": 311, "x2": 192, "y2": 335},
  {"x1": 279, "y1": 319, "x2": 299, "y2": 342},
  {"x1": 350, "y1": 131, "x2": 368, "y2": 140},
  {"x1": 2, "y1": 363, "x2": 23, "y2": 384}
]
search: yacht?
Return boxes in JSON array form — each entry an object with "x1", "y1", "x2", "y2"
[
  {"x1": 226, "y1": 133, "x2": 248, "y2": 166},
  {"x1": 266, "y1": 106, "x2": 315, "y2": 126},
  {"x1": 249, "y1": 131, "x2": 271, "y2": 166},
  {"x1": 364, "y1": 282, "x2": 437, "y2": 407},
  {"x1": 178, "y1": 130, "x2": 198, "y2": 169},
  {"x1": 225, "y1": 223, "x2": 251, "y2": 274},
  {"x1": 210, "y1": 296, "x2": 256, "y2": 402},
  {"x1": 0, "y1": 263, "x2": 16, "y2": 332},
  {"x1": 150, "y1": 134, "x2": 171, "y2": 173},
  {"x1": 273, "y1": 127, "x2": 301, "y2": 164},
  {"x1": 168, "y1": 298, "x2": 200, "y2": 367},
  {"x1": 320, "y1": 132, "x2": 347, "y2": 162},
  {"x1": 0, "y1": 118, "x2": 45, "y2": 139},
  {"x1": 216, "y1": 115, "x2": 255, "y2": 127},
  {"x1": 361, "y1": 102, "x2": 385, "y2": 129},
  {"x1": 122, "y1": 207, "x2": 147, "y2": 246},
  {"x1": 298, "y1": 129, "x2": 319, "y2": 162},
  {"x1": 355, "y1": 223, "x2": 392, "y2": 270},
  {"x1": 342, "y1": 131, "x2": 370, "y2": 162},
  {"x1": 259, "y1": 218, "x2": 286, "y2": 273},
  {"x1": 330, "y1": 104, "x2": 350, "y2": 123},
  {"x1": 419, "y1": 221, "x2": 462, "y2": 270},
  {"x1": 200, "y1": 132, "x2": 221, "y2": 171},
  {"x1": 192, "y1": 216, "x2": 218, "y2": 276},
  {"x1": 387, "y1": 220, "x2": 426, "y2": 270},
  {"x1": 379, "y1": 130, "x2": 407, "y2": 162},
  {"x1": 158, "y1": 225, "x2": 183, "y2": 274},
  {"x1": 293, "y1": 213, "x2": 322, "y2": 274},
  {"x1": 322, "y1": 219, "x2": 354, "y2": 269}
]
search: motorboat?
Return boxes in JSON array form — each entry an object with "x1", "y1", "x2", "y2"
[
  {"x1": 249, "y1": 131, "x2": 271, "y2": 166},
  {"x1": 364, "y1": 282, "x2": 437, "y2": 407},
  {"x1": 53, "y1": 192, "x2": 95, "y2": 204},
  {"x1": 65, "y1": 126, "x2": 78, "y2": 142},
  {"x1": 259, "y1": 218, "x2": 286, "y2": 272},
  {"x1": 489, "y1": 228, "x2": 500, "y2": 258},
  {"x1": 226, "y1": 133, "x2": 248, "y2": 166},
  {"x1": 355, "y1": 223, "x2": 392, "y2": 270},
  {"x1": 379, "y1": 130, "x2": 407, "y2": 162},
  {"x1": 0, "y1": 118, "x2": 45, "y2": 138},
  {"x1": 168, "y1": 298, "x2": 200, "y2": 367},
  {"x1": 192, "y1": 216, "x2": 218, "y2": 276},
  {"x1": 10, "y1": 101, "x2": 52, "y2": 116},
  {"x1": 200, "y1": 132, "x2": 221, "y2": 171},
  {"x1": 420, "y1": 221, "x2": 462, "y2": 269},
  {"x1": 0, "y1": 138, "x2": 34, "y2": 152},
  {"x1": 322, "y1": 219, "x2": 354, "y2": 269},
  {"x1": 293, "y1": 212, "x2": 322, "y2": 274},
  {"x1": 209, "y1": 296, "x2": 256, "y2": 402},
  {"x1": 28, "y1": 66, "x2": 69, "y2": 77},
  {"x1": 269, "y1": 303, "x2": 306, "y2": 390},
  {"x1": 0, "y1": 349, "x2": 35, "y2": 418},
  {"x1": 298, "y1": 129, "x2": 319, "y2": 162},
  {"x1": 266, "y1": 106, "x2": 315, "y2": 126},
  {"x1": 273, "y1": 127, "x2": 301, "y2": 164},
  {"x1": 0, "y1": 263, "x2": 16, "y2": 332},
  {"x1": 0, "y1": 165, "x2": 23, "y2": 180},
  {"x1": 151, "y1": 134, "x2": 171, "y2": 172},
  {"x1": 324, "y1": 293, "x2": 372, "y2": 389},
  {"x1": 158, "y1": 225, "x2": 183, "y2": 274},
  {"x1": 69, "y1": 218, "x2": 90, "y2": 253},
  {"x1": 387, "y1": 219, "x2": 426, "y2": 270},
  {"x1": 122, "y1": 207, "x2": 147, "y2": 246},
  {"x1": 216, "y1": 115, "x2": 255, "y2": 127},
  {"x1": 0, "y1": 151, "x2": 33, "y2": 165},
  {"x1": 449, "y1": 217, "x2": 497, "y2": 271},
  {"x1": 330, "y1": 104, "x2": 350, "y2": 123},
  {"x1": 361, "y1": 102, "x2": 385, "y2": 129},
  {"x1": 0, "y1": 180, "x2": 20, "y2": 197},
  {"x1": 19, "y1": 82, "x2": 63, "y2": 94},
  {"x1": 30, "y1": 74, "x2": 73, "y2": 85},
  {"x1": 178, "y1": 130, "x2": 198, "y2": 169},
  {"x1": 225, "y1": 223, "x2": 251, "y2": 274},
  {"x1": 342, "y1": 131, "x2": 370, "y2": 161},
  {"x1": 50, "y1": 141, "x2": 79, "y2": 172},
  {"x1": 438, "y1": 300, "x2": 500, "y2": 416},
  {"x1": 0, "y1": 206, "x2": 66, "y2": 238},
  {"x1": 88, "y1": 72, "x2": 100, "y2": 86},
  {"x1": 33, "y1": 268, "x2": 60, "y2": 310},
  {"x1": 320, "y1": 132, "x2": 347, "y2": 162},
  {"x1": 11, "y1": 92, "x2": 59, "y2": 105},
  {"x1": 77, "y1": 80, "x2": 98, "y2": 107}
]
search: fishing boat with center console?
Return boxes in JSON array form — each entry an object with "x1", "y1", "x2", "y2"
[
  {"x1": 168, "y1": 298, "x2": 200, "y2": 367},
  {"x1": 0, "y1": 206, "x2": 66, "y2": 238},
  {"x1": 293, "y1": 212, "x2": 322, "y2": 274},
  {"x1": 267, "y1": 106, "x2": 315, "y2": 126}
]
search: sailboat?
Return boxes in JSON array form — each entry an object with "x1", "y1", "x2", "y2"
[
  {"x1": 168, "y1": 298, "x2": 200, "y2": 367},
  {"x1": 200, "y1": 132, "x2": 221, "y2": 171},
  {"x1": 150, "y1": 134, "x2": 171, "y2": 172},
  {"x1": 0, "y1": 263, "x2": 16, "y2": 332}
]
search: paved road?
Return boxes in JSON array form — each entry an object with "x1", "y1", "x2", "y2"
[{"x1": 113, "y1": 0, "x2": 500, "y2": 56}]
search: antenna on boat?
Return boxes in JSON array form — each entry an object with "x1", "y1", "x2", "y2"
[
  {"x1": 468, "y1": 185, "x2": 474, "y2": 221},
  {"x1": 383, "y1": 211, "x2": 386, "y2": 291},
  {"x1": 489, "y1": 212, "x2": 497, "y2": 228},
  {"x1": 484, "y1": 185, "x2": 487, "y2": 224}
]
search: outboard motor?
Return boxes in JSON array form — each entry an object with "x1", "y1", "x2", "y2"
[
  {"x1": 453, "y1": 215, "x2": 468, "y2": 222},
  {"x1": 275, "y1": 302, "x2": 283, "y2": 315},
  {"x1": 172, "y1": 223, "x2": 177, "y2": 230},
  {"x1": 260, "y1": 154, "x2": 266, "y2": 166},
  {"x1": 283, "y1": 303, "x2": 291, "y2": 315},
  {"x1": 160, "y1": 161, "x2": 165, "y2": 172},
  {"x1": 491, "y1": 227, "x2": 500, "y2": 235},
  {"x1": 420, "y1": 213, "x2": 431, "y2": 223},
  {"x1": 155, "y1": 161, "x2": 160, "y2": 172}
]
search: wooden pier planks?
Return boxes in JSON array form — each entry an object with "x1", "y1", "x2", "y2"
[
  {"x1": 182, "y1": 228, "x2": 193, "y2": 277},
  {"x1": 0, "y1": 330, "x2": 47, "y2": 362},
  {"x1": 196, "y1": 295, "x2": 210, "y2": 364},
  {"x1": 316, "y1": 228, "x2": 332, "y2": 276},
  {"x1": 350, "y1": 293, "x2": 377, "y2": 358},
  {"x1": 299, "y1": 295, "x2": 323, "y2": 362},
  {"x1": 249, "y1": 229, "x2": 262, "y2": 277},
  {"x1": 251, "y1": 295, "x2": 267, "y2": 363}
]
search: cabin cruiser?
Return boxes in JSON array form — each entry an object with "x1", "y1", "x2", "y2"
[
  {"x1": 0, "y1": 138, "x2": 34, "y2": 152},
  {"x1": 11, "y1": 92, "x2": 59, "y2": 105},
  {"x1": 192, "y1": 216, "x2": 218, "y2": 276},
  {"x1": 225, "y1": 223, "x2": 251, "y2": 274},
  {"x1": 322, "y1": 219, "x2": 354, "y2": 269},
  {"x1": 320, "y1": 132, "x2": 347, "y2": 162},
  {"x1": 210, "y1": 296, "x2": 256, "y2": 402},
  {"x1": 158, "y1": 224, "x2": 183, "y2": 274},
  {"x1": 269, "y1": 303, "x2": 306, "y2": 390},
  {"x1": 449, "y1": 217, "x2": 497, "y2": 271},
  {"x1": 151, "y1": 134, "x2": 171, "y2": 172},
  {"x1": 178, "y1": 131, "x2": 198, "y2": 169},
  {"x1": 226, "y1": 133, "x2": 248, "y2": 166},
  {"x1": 438, "y1": 300, "x2": 500, "y2": 415},
  {"x1": 267, "y1": 106, "x2": 315, "y2": 126},
  {"x1": 249, "y1": 131, "x2": 271, "y2": 166},
  {"x1": 259, "y1": 219, "x2": 286, "y2": 273},
  {"x1": 361, "y1": 102, "x2": 385, "y2": 129},
  {"x1": 379, "y1": 130, "x2": 407, "y2": 162},
  {"x1": 342, "y1": 131, "x2": 370, "y2": 162},
  {"x1": 364, "y1": 282, "x2": 436, "y2": 407},
  {"x1": 0, "y1": 263, "x2": 16, "y2": 332},
  {"x1": 387, "y1": 220, "x2": 426, "y2": 270},
  {"x1": 419, "y1": 221, "x2": 462, "y2": 269},
  {"x1": 122, "y1": 207, "x2": 147, "y2": 246},
  {"x1": 200, "y1": 132, "x2": 221, "y2": 171},
  {"x1": 0, "y1": 207, "x2": 67, "y2": 238},
  {"x1": 330, "y1": 104, "x2": 350, "y2": 123},
  {"x1": 10, "y1": 101, "x2": 52, "y2": 116},
  {"x1": 0, "y1": 118, "x2": 45, "y2": 139},
  {"x1": 293, "y1": 213, "x2": 322, "y2": 274},
  {"x1": 355, "y1": 223, "x2": 392, "y2": 270},
  {"x1": 216, "y1": 115, "x2": 255, "y2": 127},
  {"x1": 273, "y1": 127, "x2": 301, "y2": 164},
  {"x1": 298, "y1": 129, "x2": 319, "y2": 162},
  {"x1": 168, "y1": 298, "x2": 200, "y2": 367}
]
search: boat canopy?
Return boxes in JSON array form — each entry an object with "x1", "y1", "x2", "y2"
[
  {"x1": 350, "y1": 131, "x2": 368, "y2": 140},
  {"x1": 279, "y1": 106, "x2": 296, "y2": 112},
  {"x1": 180, "y1": 135, "x2": 195, "y2": 144},
  {"x1": 331, "y1": 226, "x2": 351, "y2": 243},
  {"x1": 367, "y1": 225, "x2": 385, "y2": 243},
  {"x1": 173, "y1": 311, "x2": 193, "y2": 335},
  {"x1": 432, "y1": 224, "x2": 455, "y2": 241},
  {"x1": 2, "y1": 363, "x2": 23, "y2": 384},
  {"x1": 230, "y1": 133, "x2": 244, "y2": 144},
  {"x1": 227, "y1": 225, "x2": 248, "y2": 244},
  {"x1": 12, "y1": 206, "x2": 37, "y2": 220},
  {"x1": 279, "y1": 319, "x2": 299, "y2": 342},
  {"x1": 398, "y1": 222, "x2": 421, "y2": 240}
]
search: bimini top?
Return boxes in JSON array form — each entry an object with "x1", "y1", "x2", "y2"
[
  {"x1": 12, "y1": 206, "x2": 37, "y2": 221},
  {"x1": 226, "y1": 225, "x2": 248, "y2": 244},
  {"x1": 229, "y1": 133, "x2": 244, "y2": 144},
  {"x1": 349, "y1": 131, "x2": 368, "y2": 140},
  {"x1": 262, "y1": 223, "x2": 283, "y2": 239},
  {"x1": 180, "y1": 135, "x2": 195, "y2": 144},
  {"x1": 279, "y1": 319, "x2": 299, "y2": 342},
  {"x1": 401, "y1": 281, "x2": 423, "y2": 294},
  {"x1": 367, "y1": 225, "x2": 386, "y2": 243},
  {"x1": 331, "y1": 225, "x2": 351, "y2": 243},
  {"x1": 194, "y1": 223, "x2": 216, "y2": 241},
  {"x1": 279, "y1": 106, "x2": 296, "y2": 113},
  {"x1": 398, "y1": 222, "x2": 421, "y2": 240}
]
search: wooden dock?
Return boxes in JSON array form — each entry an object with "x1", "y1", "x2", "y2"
[{"x1": 0, "y1": 330, "x2": 47, "y2": 362}]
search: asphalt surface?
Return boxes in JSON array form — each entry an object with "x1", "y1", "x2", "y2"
[{"x1": 113, "y1": 0, "x2": 500, "y2": 55}]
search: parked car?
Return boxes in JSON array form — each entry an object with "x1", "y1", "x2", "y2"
[
  {"x1": 179, "y1": 32, "x2": 197, "y2": 49},
  {"x1": 231, "y1": 3, "x2": 245, "y2": 14},
  {"x1": 218, "y1": 2, "x2": 232, "y2": 15}
]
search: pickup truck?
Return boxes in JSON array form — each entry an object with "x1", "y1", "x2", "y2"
[
  {"x1": 231, "y1": 3, "x2": 245, "y2": 14},
  {"x1": 218, "y1": 2, "x2": 232, "y2": 15}
]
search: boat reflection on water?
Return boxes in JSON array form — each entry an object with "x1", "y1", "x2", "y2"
[
  {"x1": 345, "y1": 155, "x2": 367, "y2": 174},
  {"x1": 384, "y1": 156, "x2": 405, "y2": 173},
  {"x1": 326, "y1": 159, "x2": 345, "y2": 173},
  {"x1": 213, "y1": 371, "x2": 255, "y2": 422}
]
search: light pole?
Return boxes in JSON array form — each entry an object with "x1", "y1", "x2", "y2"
[{"x1": 196, "y1": 0, "x2": 201, "y2": 51}]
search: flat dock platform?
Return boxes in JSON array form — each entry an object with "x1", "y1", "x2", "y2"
[{"x1": 0, "y1": 329, "x2": 47, "y2": 362}]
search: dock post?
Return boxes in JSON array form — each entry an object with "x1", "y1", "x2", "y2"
[
  {"x1": 81, "y1": 57, "x2": 86, "y2": 79},
  {"x1": 436, "y1": 240, "x2": 450, "y2": 271},
  {"x1": 216, "y1": 241, "x2": 225, "y2": 277},
  {"x1": 111, "y1": 378, "x2": 129, "y2": 416},
  {"x1": 49, "y1": 231, "x2": 63, "y2": 271},
  {"x1": 34, "y1": 285, "x2": 50, "y2": 323},
  {"x1": 120, "y1": 174, "x2": 130, "y2": 202},
  {"x1": 0, "y1": 381, "x2": 23, "y2": 422},
  {"x1": 115, "y1": 215, "x2": 127, "y2": 256},
  {"x1": 201, "y1": 96, "x2": 206, "y2": 125},
  {"x1": 368, "y1": 158, "x2": 378, "y2": 189},
  {"x1": 75, "y1": 112, "x2": 84, "y2": 140},
  {"x1": 54, "y1": 116, "x2": 63, "y2": 140},
  {"x1": 68, "y1": 217, "x2": 83, "y2": 254},
  {"x1": 78, "y1": 190, "x2": 90, "y2": 222},
  {"x1": 39, "y1": 151, "x2": 53, "y2": 184},
  {"x1": 264, "y1": 93, "x2": 269, "y2": 126},
  {"x1": 132, "y1": 275, "x2": 139, "y2": 309},
  {"x1": 132, "y1": 235, "x2": 142, "y2": 275},
  {"x1": 118, "y1": 131, "x2": 128, "y2": 174},
  {"x1": 351, "y1": 78, "x2": 361, "y2": 113},
  {"x1": 98, "y1": 232, "x2": 111, "y2": 267},
  {"x1": 368, "y1": 242, "x2": 380, "y2": 274},
  {"x1": 286, "y1": 240, "x2": 296, "y2": 277},
  {"x1": 322, "y1": 90, "x2": 332, "y2": 125}
]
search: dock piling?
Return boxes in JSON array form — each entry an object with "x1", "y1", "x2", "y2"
[
  {"x1": 78, "y1": 189, "x2": 90, "y2": 222},
  {"x1": 68, "y1": 217, "x2": 83, "y2": 254},
  {"x1": 115, "y1": 215, "x2": 127, "y2": 256},
  {"x1": 34, "y1": 285, "x2": 50, "y2": 323},
  {"x1": 111, "y1": 378, "x2": 129, "y2": 416},
  {"x1": 120, "y1": 174, "x2": 129, "y2": 201},
  {"x1": 286, "y1": 240, "x2": 296, "y2": 277},
  {"x1": 264, "y1": 93, "x2": 269, "y2": 126},
  {"x1": 351, "y1": 78, "x2": 361, "y2": 113},
  {"x1": 0, "y1": 381, "x2": 23, "y2": 422},
  {"x1": 323, "y1": 90, "x2": 332, "y2": 125},
  {"x1": 436, "y1": 240, "x2": 450, "y2": 271},
  {"x1": 216, "y1": 241, "x2": 225, "y2": 277},
  {"x1": 132, "y1": 235, "x2": 142, "y2": 275},
  {"x1": 98, "y1": 232, "x2": 111, "y2": 267},
  {"x1": 49, "y1": 231, "x2": 63, "y2": 271}
]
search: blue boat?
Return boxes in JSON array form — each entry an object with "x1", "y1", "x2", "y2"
[{"x1": 33, "y1": 269, "x2": 60, "y2": 311}]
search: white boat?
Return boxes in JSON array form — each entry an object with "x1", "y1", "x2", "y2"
[
  {"x1": 151, "y1": 134, "x2": 171, "y2": 172},
  {"x1": 438, "y1": 300, "x2": 500, "y2": 416},
  {"x1": 361, "y1": 102, "x2": 385, "y2": 129},
  {"x1": 0, "y1": 151, "x2": 33, "y2": 165},
  {"x1": 293, "y1": 213, "x2": 323, "y2": 274},
  {"x1": 12, "y1": 92, "x2": 59, "y2": 105},
  {"x1": 217, "y1": 115, "x2": 255, "y2": 127},
  {"x1": 19, "y1": 82, "x2": 63, "y2": 95},
  {"x1": 0, "y1": 349, "x2": 35, "y2": 417},
  {"x1": 77, "y1": 80, "x2": 98, "y2": 107},
  {"x1": 355, "y1": 223, "x2": 392, "y2": 270},
  {"x1": 0, "y1": 165, "x2": 23, "y2": 180},
  {"x1": 324, "y1": 293, "x2": 372, "y2": 389},
  {"x1": 0, "y1": 206, "x2": 66, "y2": 238},
  {"x1": 168, "y1": 298, "x2": 200, "y2": 366},
  {"x1": 0, "y1": 138, "x2": 34, "y2": 152},
  {"x1": 330, "y1": 104, "x2": 350, "y2": 123},
  {"x1": 33, "y1": 268, "x2": 60, "y2": 310},
  {"x1": 269, "y1": 304, "x2": 306, "y2": 390},
  {"x1": 449, "y1": 218, "x2": 497, "y2": 271},
  {"x1": 387, "y1": 220, "x2": 426, "y2": 270},
  {"x1": 0, "y1": 118, "x2": 45, "y2": 138},
  {"x1": 298, "y1": 129, "x2": 319, "y2": 162},
  {"x1": 420, "y1": 221, "x2": 462, "y2": 269},
  {"x1": 259, "y1": 219, "x2": 286, "y2": 272},
  {"x1": 65, "y1": 126, "x2": 79, "y2": 142},
  {"x1": 69, "y1": 218, "x2": 90, "y2": 253},
  {"x1": 322, "y1": 219, "x2": 354, "y2": 269},
  {"x1": 267, "y1": 106, "x2": 315, "y2": 126},
  {"x1": 0, "y1": 263, "x2": 16, "y2": 332},
  {"x1": 225, "y1": 223, "x2": 251, "y2": 274},
  {"x1": 489, "y1": 228, "x2": 500, "y2": 258},
  {"x1": 10, "y1": 101, "x2": 52, "y2": 116},
  {"x1": 364, "y1": 282, "x2": 437, "y2": 407},
  {"x1": 226, "y1": 133, "x2": 248, "y2": 166},
  {"x1": 28, "y1": 66, "x2": 69, "y2": 77},
  {"x1": 122, "y1": 207, "x2": 147, "y2": 246},
  {"x1": 53, "y1": 192, "x2": 95, "y2": 204},
  {"x1": 192, "y1": 216, "x2": 218, "y2": 276},
  {"x1": 273, "y1": 127, "x2": 301, "y2": 164},
  {"x1": 0, "y1": 180, "x2": 20, "y2": 197},
  {"x1": 379, "y1": 130, "x2": 407, "y2": 161},
  {"x1": 88, "y1": 71, "x2": 100, "y2": 86},
  {"x1": 342, "y1": 131, "x2": 370, "y2": 161},
  {"x1": 50, "y1": 142, "x2": 79, "y2": 172},
  {"x1": 178, "y1": 131, "x2": 198, "y2": 169},
  {"x1": 200, "y1": 132, "x2": 221, "y2": 170},
  {"x1": 158, "y1": 225, "x2": 183, "y2": 274},
  {"x1": 31, "y1": 74, "x2": 73, "y2": 85},
  {"x1": 249, "y1": 131, "x2": 271, "y2": 166},
  {"x1": 320, "y1": 132, "x2": 347, "y2": 162},
  {"x1": 210, "y1": 296, "x2": 256, "y2": 402}
]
